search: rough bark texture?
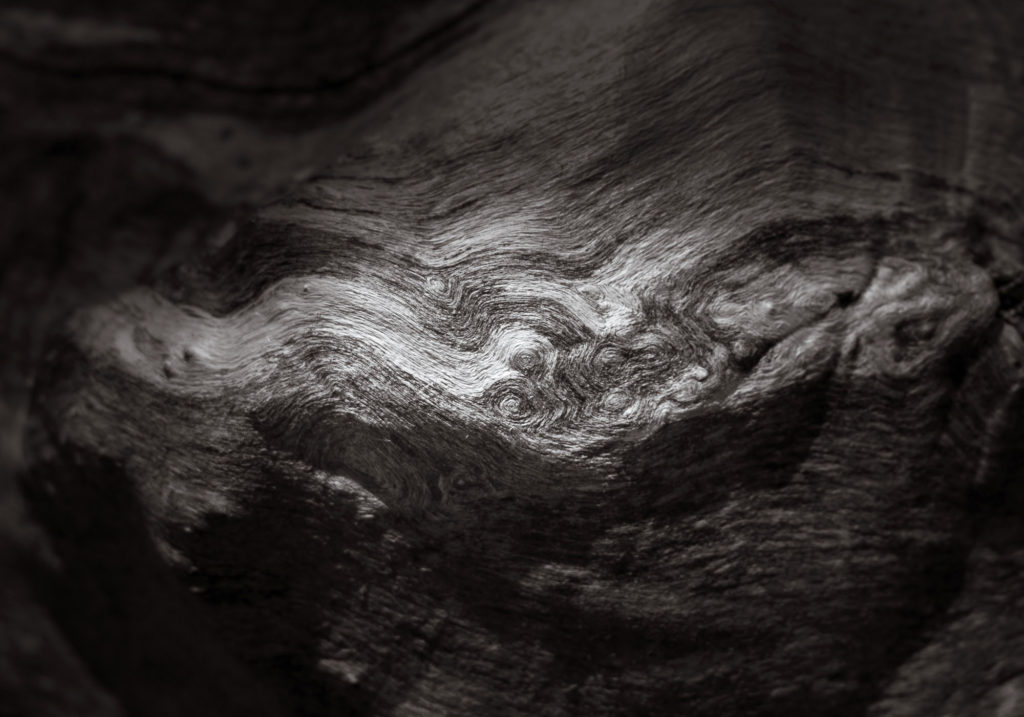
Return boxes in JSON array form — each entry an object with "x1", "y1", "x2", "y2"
[{"x1": 3, "y1": 1, "x2": 1024, "y2": 715}]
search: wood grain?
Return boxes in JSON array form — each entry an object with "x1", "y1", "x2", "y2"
[{"x1": 3, "y1": 1, "x2": 1024, "y2": 715}]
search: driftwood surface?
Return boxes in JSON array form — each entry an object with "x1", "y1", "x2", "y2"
[{"x1": 3, "y1": 1, "x2": 1024, "y2": 715}]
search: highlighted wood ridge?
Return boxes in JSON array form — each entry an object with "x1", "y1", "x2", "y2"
[{"x1": 4, "y1": 1, "x2": 1024, "y2": 716}]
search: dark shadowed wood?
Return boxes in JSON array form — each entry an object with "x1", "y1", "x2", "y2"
[{"x1": 3, "y1": 1, "x2": 1024, "y2": 715}]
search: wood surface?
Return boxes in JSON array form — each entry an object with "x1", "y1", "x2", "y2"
[{"x1": 3, "y1": 1, "x2": 1024, "y2": 715}]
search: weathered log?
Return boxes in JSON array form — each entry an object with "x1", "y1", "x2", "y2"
[{"x1": 3, "y1": 1, "x2": 1024, "y2": 715}]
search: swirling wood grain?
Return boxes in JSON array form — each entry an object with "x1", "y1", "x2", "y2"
[{"x1": 4, "y1": 1, "x2": 1024, "y2": 715}]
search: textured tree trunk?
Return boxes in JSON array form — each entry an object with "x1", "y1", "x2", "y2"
[{"x1": 3, "y1": 1, "x2": 1024, "y2": 715}]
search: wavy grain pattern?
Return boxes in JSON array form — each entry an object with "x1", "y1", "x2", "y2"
[{"x1": 5, "y1": 1, "x2": 1024, "y2": 715}]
